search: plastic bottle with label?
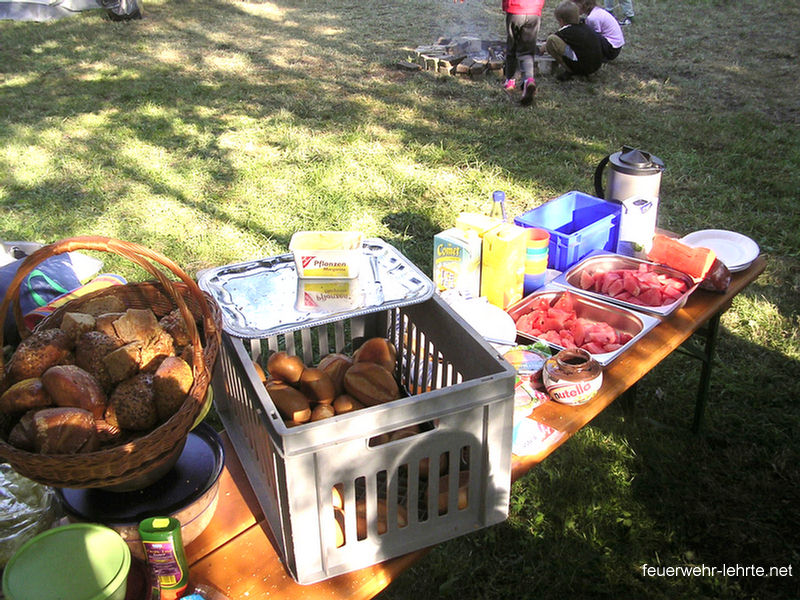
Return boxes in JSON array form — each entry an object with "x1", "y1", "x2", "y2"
[{"x1": 139, "y1": 516, "x2": 189, "y2": 600}]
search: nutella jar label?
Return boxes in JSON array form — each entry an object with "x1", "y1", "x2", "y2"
[
  {"x1": 543, "y1": 348, "x2": 603, "y2": 406},
  {"x1": 542, "y1": 377, "x2": 602, "y2": 405}
]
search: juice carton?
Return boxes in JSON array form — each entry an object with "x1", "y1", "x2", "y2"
[
  {"x1": 455, "y1": 212, "x2": 503, "y2": 237},
  {"x1": 480, "y1": 222, "x2": 527, "y2": 309},
  {"x1": 432, "y1": 228, "x2": 482, "y2": 297}
]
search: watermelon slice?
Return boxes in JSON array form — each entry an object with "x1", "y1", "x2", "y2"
[{"x1": 648, "y1": 234, "x2": 717, "y2": 280}]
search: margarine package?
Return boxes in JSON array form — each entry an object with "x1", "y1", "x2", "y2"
[
  {"x1": 433, "y1": 227, "x2": 482, "y2": 297},
  {"x1": 295, "y1": 278, "x2": 360, "y2": 312},
  {"x1": 289, "y1": 231, "x2": 363, "y2": 279}
]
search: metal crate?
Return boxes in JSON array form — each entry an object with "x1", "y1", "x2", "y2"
[{"x1": 212, "y1": 293, "x2": 516, "y2": 584}]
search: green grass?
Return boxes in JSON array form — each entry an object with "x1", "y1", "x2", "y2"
[{"x1": 2, "y1": 0, "x2": 799, "y2": 598}]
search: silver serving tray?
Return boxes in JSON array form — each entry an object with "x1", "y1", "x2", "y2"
[
  {"x1": 197, "y1": 238, "x2": 434, "y2": 338},
  {"x1": 552, "y1": 252, "x2": 698, "y2": 317},
  {"x1": 505, "y1": 284, "x2": 661, "y2": 366}
]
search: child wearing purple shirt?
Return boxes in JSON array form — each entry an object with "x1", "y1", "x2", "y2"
[{"x1": 578, "y1": 0, "x2": 624, "y2": 61}]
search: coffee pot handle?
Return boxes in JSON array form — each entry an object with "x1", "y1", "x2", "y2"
[{"x1": 594, "y1": 154, "x2": 610, "y2": 199}]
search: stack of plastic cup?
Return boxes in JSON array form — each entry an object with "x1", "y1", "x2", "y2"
[{"x1": 524, "y1": 228, "x2": 550, "y2": 295}]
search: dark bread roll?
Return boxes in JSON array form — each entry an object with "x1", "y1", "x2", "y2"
[
  {"x1": 159, "y1": 308, "x2": 193, "y2": 348},
  {"x1": 110, "y1": 373, "x2": 158, "y2": 431},
  {"x1": 41, "y1": 364, "x2": 107, "y2": 419},
  {"x1": 153, "y1": 356, "x2": 193, "y2": 422},
  {"x1": 75, "y1": 330, "x2": 125, "y2": 393},
  {"x1": 0, "y1": 378, "x2": 52, "y2": 414},
  {"x1": 6, "y1": 328, "x2": 74, "y2": 384},
  {"x1": 12, "y1": 407, "x2": 98, "y2": 454}
]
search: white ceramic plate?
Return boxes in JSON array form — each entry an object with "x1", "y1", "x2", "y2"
[{"x1": 681, "y1": 229, "x2": 760, "y2": 273}]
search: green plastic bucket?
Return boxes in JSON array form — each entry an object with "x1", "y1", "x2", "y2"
[{"x1": 2, "y1": 523, "x2": 131, "y2": 600}]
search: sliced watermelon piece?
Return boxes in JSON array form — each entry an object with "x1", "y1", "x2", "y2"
[
  {"x1": 581, "y1": 341, "x2": 607, "y2": 355},
  {"x1": 584, "y1": 322, "x2": 618, "y2": 345},
  {"x1": 600, "y1": 272, "x2": 622, "y2": 294},
  {"x1": 615, "y1": 291, "x2": 635, "y2": 302},
  {"x1": 569, "y1": 320, "x2": 586, "y2": 347},
  {"x1": 636, "y1": 271, "x2": 661, "y2": 287},
  {"x1": 579, "y1": 270, "x2": 595, "y2": 290},
  {"x1": 662, "y1": 285, "x2": 684, "y2": 301},
  {"x1": 592, "y1": 270, "x2": 606, "y2": 290},
  {"x1": 606, "y1": 277, "x2": 625, "y2": 297},
  {"x1": 638, "y1": 288, "x2": 663, "y2": 306},
  {"x1": 552, "y1": 292, "x2": 575, "y2": 313},
  {"x1": 538, "y1": 330, "x2": 563, "y2": 346},
  {"x1": 648, "y1": 234, "x2": 717, "y2": 280},
  {"x1": 622, "y1": 270, "x2": 641, "y2": 296},
  {"x1": 558, "y1": 330, "x2": 577, "y2": 348}
]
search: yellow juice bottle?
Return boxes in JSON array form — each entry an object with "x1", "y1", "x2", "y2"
[{"x1": 480, "y1": 222, "x2": 527, "y2": 309}]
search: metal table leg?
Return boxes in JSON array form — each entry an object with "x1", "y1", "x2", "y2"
[{"x1": 691, "y1": 312, "x2": 721, "y2": 433}]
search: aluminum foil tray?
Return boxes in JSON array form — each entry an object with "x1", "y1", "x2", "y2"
[
  {"x1": 552, "y1": 252, "x2": 698, "y2": 317},
  {"x1": 197, "y1": 238, "x2": 435, "y2": 338},
  {"x1": 505, "y1": 285, "x2": 661, "y2": 366}
]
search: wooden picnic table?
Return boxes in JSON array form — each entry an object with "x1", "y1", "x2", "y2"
[{"x1": 183, "y1": 255, "x2": 766, "y2": 599}]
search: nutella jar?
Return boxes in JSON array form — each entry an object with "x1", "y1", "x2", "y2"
[{"x1": 542, "y1": 348, "x2": 603, "y2": 405}]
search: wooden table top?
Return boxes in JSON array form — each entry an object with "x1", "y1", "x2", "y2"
[{"x1": 183, "y1": 256, "x2": 767, "y2": 600}]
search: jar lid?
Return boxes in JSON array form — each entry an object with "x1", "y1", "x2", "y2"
[
  {"x1": 2, "y1": 524, "x2": 130, "y2": 600},
  {"x1": 611, "y1": 146, "x2": 665, "y2": 175}
]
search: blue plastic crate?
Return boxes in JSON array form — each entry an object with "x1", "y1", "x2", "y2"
[{"x1": 514, "y1": 191, "x2": 621, "y2": 271}]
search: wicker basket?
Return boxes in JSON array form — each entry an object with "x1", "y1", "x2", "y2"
[{"x1": 0, "y1": 236, "x2": 222, "y2": 489}]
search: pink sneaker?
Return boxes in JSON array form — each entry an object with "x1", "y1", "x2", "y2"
[
  {"x1": 521, "y1": 77, "x2": 536, "y2": 106},
  {"x1": 503, "y1": 79, "x2": 516, "y2": 90}
]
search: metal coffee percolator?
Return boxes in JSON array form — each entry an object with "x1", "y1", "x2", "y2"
[{"x1": 594, "y1": 146, "x2": 665, "y2": 257}]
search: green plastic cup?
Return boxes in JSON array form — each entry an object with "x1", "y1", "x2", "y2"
[{"x1": 2, "y1": 523, "x2": 131, "y2": 600}]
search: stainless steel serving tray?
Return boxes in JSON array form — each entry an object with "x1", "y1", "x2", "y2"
[
  {"x1": 505, "y1": 284, "x2": 661, "y2": 366},
  {"x1": 552, "y1": 252, "x2": 698, "y2": 317},
  {"x1": 197, "y1": 238, "x2": 435, "y2": 338}
]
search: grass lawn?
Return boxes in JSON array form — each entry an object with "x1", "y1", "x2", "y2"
[{"x1": 2, "y1": 0, "x2": 799, "y2": 598}]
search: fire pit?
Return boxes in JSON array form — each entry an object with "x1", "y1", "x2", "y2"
[{"x1": 403, "y1": 36, "x2": 555, "y2": 78}]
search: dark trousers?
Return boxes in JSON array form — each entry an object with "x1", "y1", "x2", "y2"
[
  {"x1": 504, "y1": 13, "x2": 541, "y2": 81},
  {"x1": 600, "y1": 37, "x2": 621, "y2": 61}
]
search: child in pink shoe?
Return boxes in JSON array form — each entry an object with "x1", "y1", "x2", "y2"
[
  {"x1": 459, "y1": 0, "x2": 544, "y2": 106},
  {"x1": 501, "y1": 0, "x2": 546, "y2": 105}
]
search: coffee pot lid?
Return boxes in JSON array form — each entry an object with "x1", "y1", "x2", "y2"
[{"x1": 611, "y1": 145, "x2": 665, "y2": 175}]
